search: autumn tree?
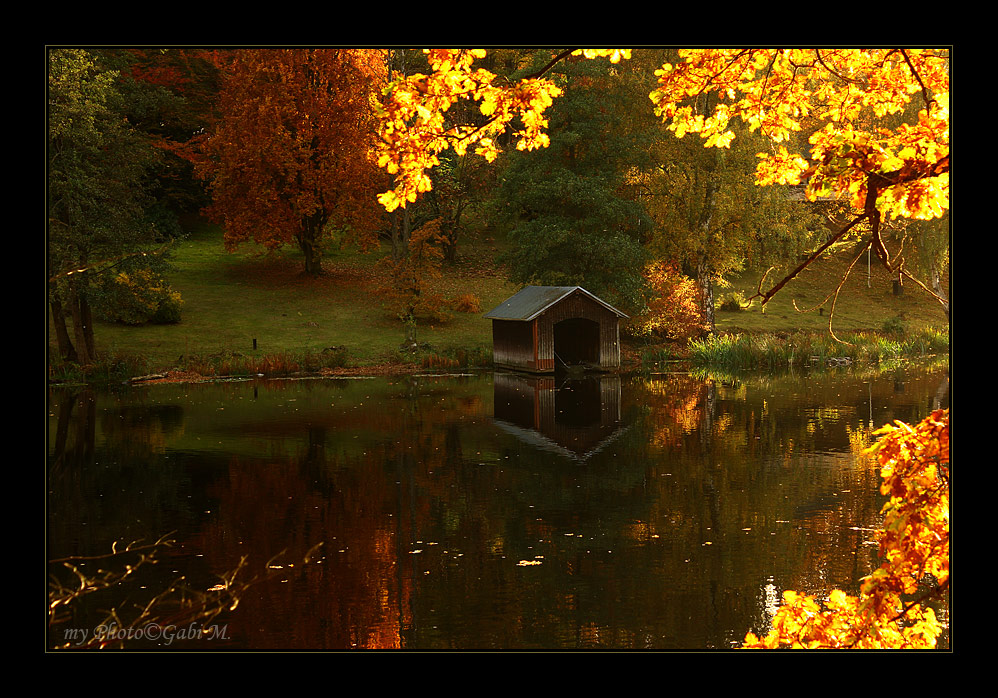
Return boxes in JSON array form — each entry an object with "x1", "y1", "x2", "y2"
[
  {"x1": 647, "y1": 48, "x2": 950, "y2": 327},
  {"x1": 743, "y1": 409, "x2": 949, "y2": 649},
  {"x1": 192, "y1": 49, "x2": 387, "y2": 276},
  {"x1": 373, "y1": 49, "x2": 630, "y2": 212},
  {"x1": 641, "y1": 115, "x2": 825, "y2": 333},
  {"x1": 417, "y1": 49, "x2": 521, "y2": 265},
  {"x1": 574, "y1": 49, "x2": 819, "y2": 335},
  {"x1": 375, "y1": 49, "x2": 448, "y2": 346},
  {"x1": 375, "y1": 49, "x2": 512, "y2": 344},
  {"x1": 631, "y1": 260, "x2": 708, "y2": 341},
  {"x1": 48, "y1": 48, "x2": 164, "y2": 365}
]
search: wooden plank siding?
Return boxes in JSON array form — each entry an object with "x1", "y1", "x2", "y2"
[
  {"x1": 487, "y1": 287, "x2": 625, "y2": 373},
  {"x1": 491, "y1": 319, "x2": 541, "y2": 372},
  {"x1": 536, "y1": 293, "x2": 621, "y2": 371}
]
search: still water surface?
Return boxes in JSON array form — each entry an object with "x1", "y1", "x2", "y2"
[{"x1": 47, "y1": 362, "x2": 949, "y2": 650}]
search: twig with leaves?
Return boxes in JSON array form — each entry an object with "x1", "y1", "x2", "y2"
[{"x1": 48, "y1": 533, "x2": 325, "y2": 649}]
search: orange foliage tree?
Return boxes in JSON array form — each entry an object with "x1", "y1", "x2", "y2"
[
  {"x1": 377, "y1": 216, "x2": 448, "y2": 346},
  {"x1": 630, "y1": 260, "x2": 709, "y2": 341},
  {"x1": 192, "y1": 49, "x2": 387, "y2": 275},
  {"x1": 373, "y1": 49, "x2": 630, "y2": 212},
  {"x1": 743, "y1": 409, "x2": 949, "y2": 649}
]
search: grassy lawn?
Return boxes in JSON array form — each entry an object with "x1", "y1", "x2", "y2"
[
  {"x1": 52, "y1": 219, "x2": 948, "y2": 377},
  {"x1": 715, "y1": 240, "x2": 949, "y2": 336},
  {"x1": 82, "y1": 220, "x2": 518, "y2": 373}
]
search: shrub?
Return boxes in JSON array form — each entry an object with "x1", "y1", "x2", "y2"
[
  {"x1": 631, "y1": 260, "x2": 709, "y2": 341},
  {"x1": 718, "y1": 291, "x2": 749, "y2": 312},
  {"x1": 455, "y1": 346, "x2": 492, "y2": 367},
  {"x1": 881, "y1": 315, "x2": 907, "y2": 337},
  {"x1": 451, "y1": 293, "x2": 482, "y2": 313},
  {"x1": 319, "y1": 346, "x2": 349, "y2": 369},
  {"x1": 95, "y1": 268, "x2": 183, "y2": 325}
]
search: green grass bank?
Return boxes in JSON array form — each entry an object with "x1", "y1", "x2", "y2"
[{"x1": 48, "y1": 220, "x2": 949, "y2": 383}]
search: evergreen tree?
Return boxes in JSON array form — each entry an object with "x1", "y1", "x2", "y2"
[{"x1": 492, "y1": 50, "x2": 656, "y2": 312}]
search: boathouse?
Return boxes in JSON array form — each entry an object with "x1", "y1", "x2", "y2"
[{"x1": 484, "y1": 286, "x2": 628, "y2": 373}]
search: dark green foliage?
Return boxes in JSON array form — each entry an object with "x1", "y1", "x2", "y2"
[
  {"x1": 48, "y1": 49, "x2": 201, "y2": 362},
  {"x1": 48, "y1": 50, "x2": 161, "y2": 266},
  {"x1": 492, "y1": 50, "x2": 656, "y2": 312}
]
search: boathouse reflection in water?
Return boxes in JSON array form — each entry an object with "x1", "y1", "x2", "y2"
[{"x1": 491, "y1": 371, "x2": 627, "y2": 462}]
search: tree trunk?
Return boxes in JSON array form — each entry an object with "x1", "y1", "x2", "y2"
[
  {"x1": 67, "y1": 279, "x2": 95, "y2": 366},
  {"x1": 49, "y1": 291, "x2": 78, "y2": 363},
  {"x1": 441, "y1": 218, "x2": 458, "y2": 265},
  {"x1": 403, "y1": 313, "x2": 417, "y2": 348},
  {"x1": 390, "y1": 207, "x2": 411, "y2": 263},
  {"x1": 696, "y1": 163, "x2": 720, "y2": 336},
  {"x1": 296, "y1": 233, "x2": 322, "y2": 276},
  {"x1": 296, "y1": 212, "x2": 327, "y2": 275},
  {"x1": 697, "y1": 256, "x2": 716, "y2": 336},
  {"x1": 931, "y1": 265, "x2": 949, "y2": 322}
]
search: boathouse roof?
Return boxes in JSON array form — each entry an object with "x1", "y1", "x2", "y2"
[{"x1": 483, "y1": 286, "x2": 628, "y2": 322}]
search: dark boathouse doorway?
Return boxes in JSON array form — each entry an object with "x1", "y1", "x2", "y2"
[
  {"x1": 484, "y1": 286, "x2": 628, "y2": 373},
  {"x1": 554, "y1": 317, "x2": 600, "y2": 368}
]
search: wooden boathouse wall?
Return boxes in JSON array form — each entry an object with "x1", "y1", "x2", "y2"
[{"x1": 485, "y1": 287, "x2": 627, "y2": 373}]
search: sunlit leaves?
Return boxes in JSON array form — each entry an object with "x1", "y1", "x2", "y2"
[
  {"x1": 571, "y1": 48, "x2": 632, "y2": 63},
  {"x1": 374, "y1": 49, "x2": 630, "y2": 210},
  {"x1": 648, "y1": 48, "x2": 950, "y2": 223},
  {"x1": 375, "y1": 49, "x2": 560, "y2": 210},
  {"x1": 742, "y1": 409, "x2": 948, "y2": 649}
]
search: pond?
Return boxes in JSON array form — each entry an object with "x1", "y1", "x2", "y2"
[{"x1": 47, "y1": 361, "x2": 949, "y2": 650}]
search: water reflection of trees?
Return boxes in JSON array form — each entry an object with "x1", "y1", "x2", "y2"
[
  {"x1": 47, "y1": 367, "x2": 949, "y2": 649},
  {"x1": 628, "y1": 366, "x2": 947, "y2": 645}
]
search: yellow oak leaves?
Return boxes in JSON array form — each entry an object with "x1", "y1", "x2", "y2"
[
  {"x1": 742, "y1": 409, "x2": 949, "y2": 649},
  {"x1": 375, "y1": 49, "x2": 559, "y2": 211},
  {"x1": 375, "y1": 48, "x2": 948, "y2": 230},
  {"x1": 374, "y1": 49, "x2": 630, "y2": 211},
  {"x1": 648, "y1": 48, "x2": 950, "y2": 223}
]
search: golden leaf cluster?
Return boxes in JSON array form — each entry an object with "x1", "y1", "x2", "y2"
[
  {"x1": 742, "y1": 409, "x2": 949, "y2": 650},
  {"x1": 374, "y1": 49, "x2": 630, "y2": 211},
  {"x1": 648, "y1": 49, "x2": 949, "y2": 223}
]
